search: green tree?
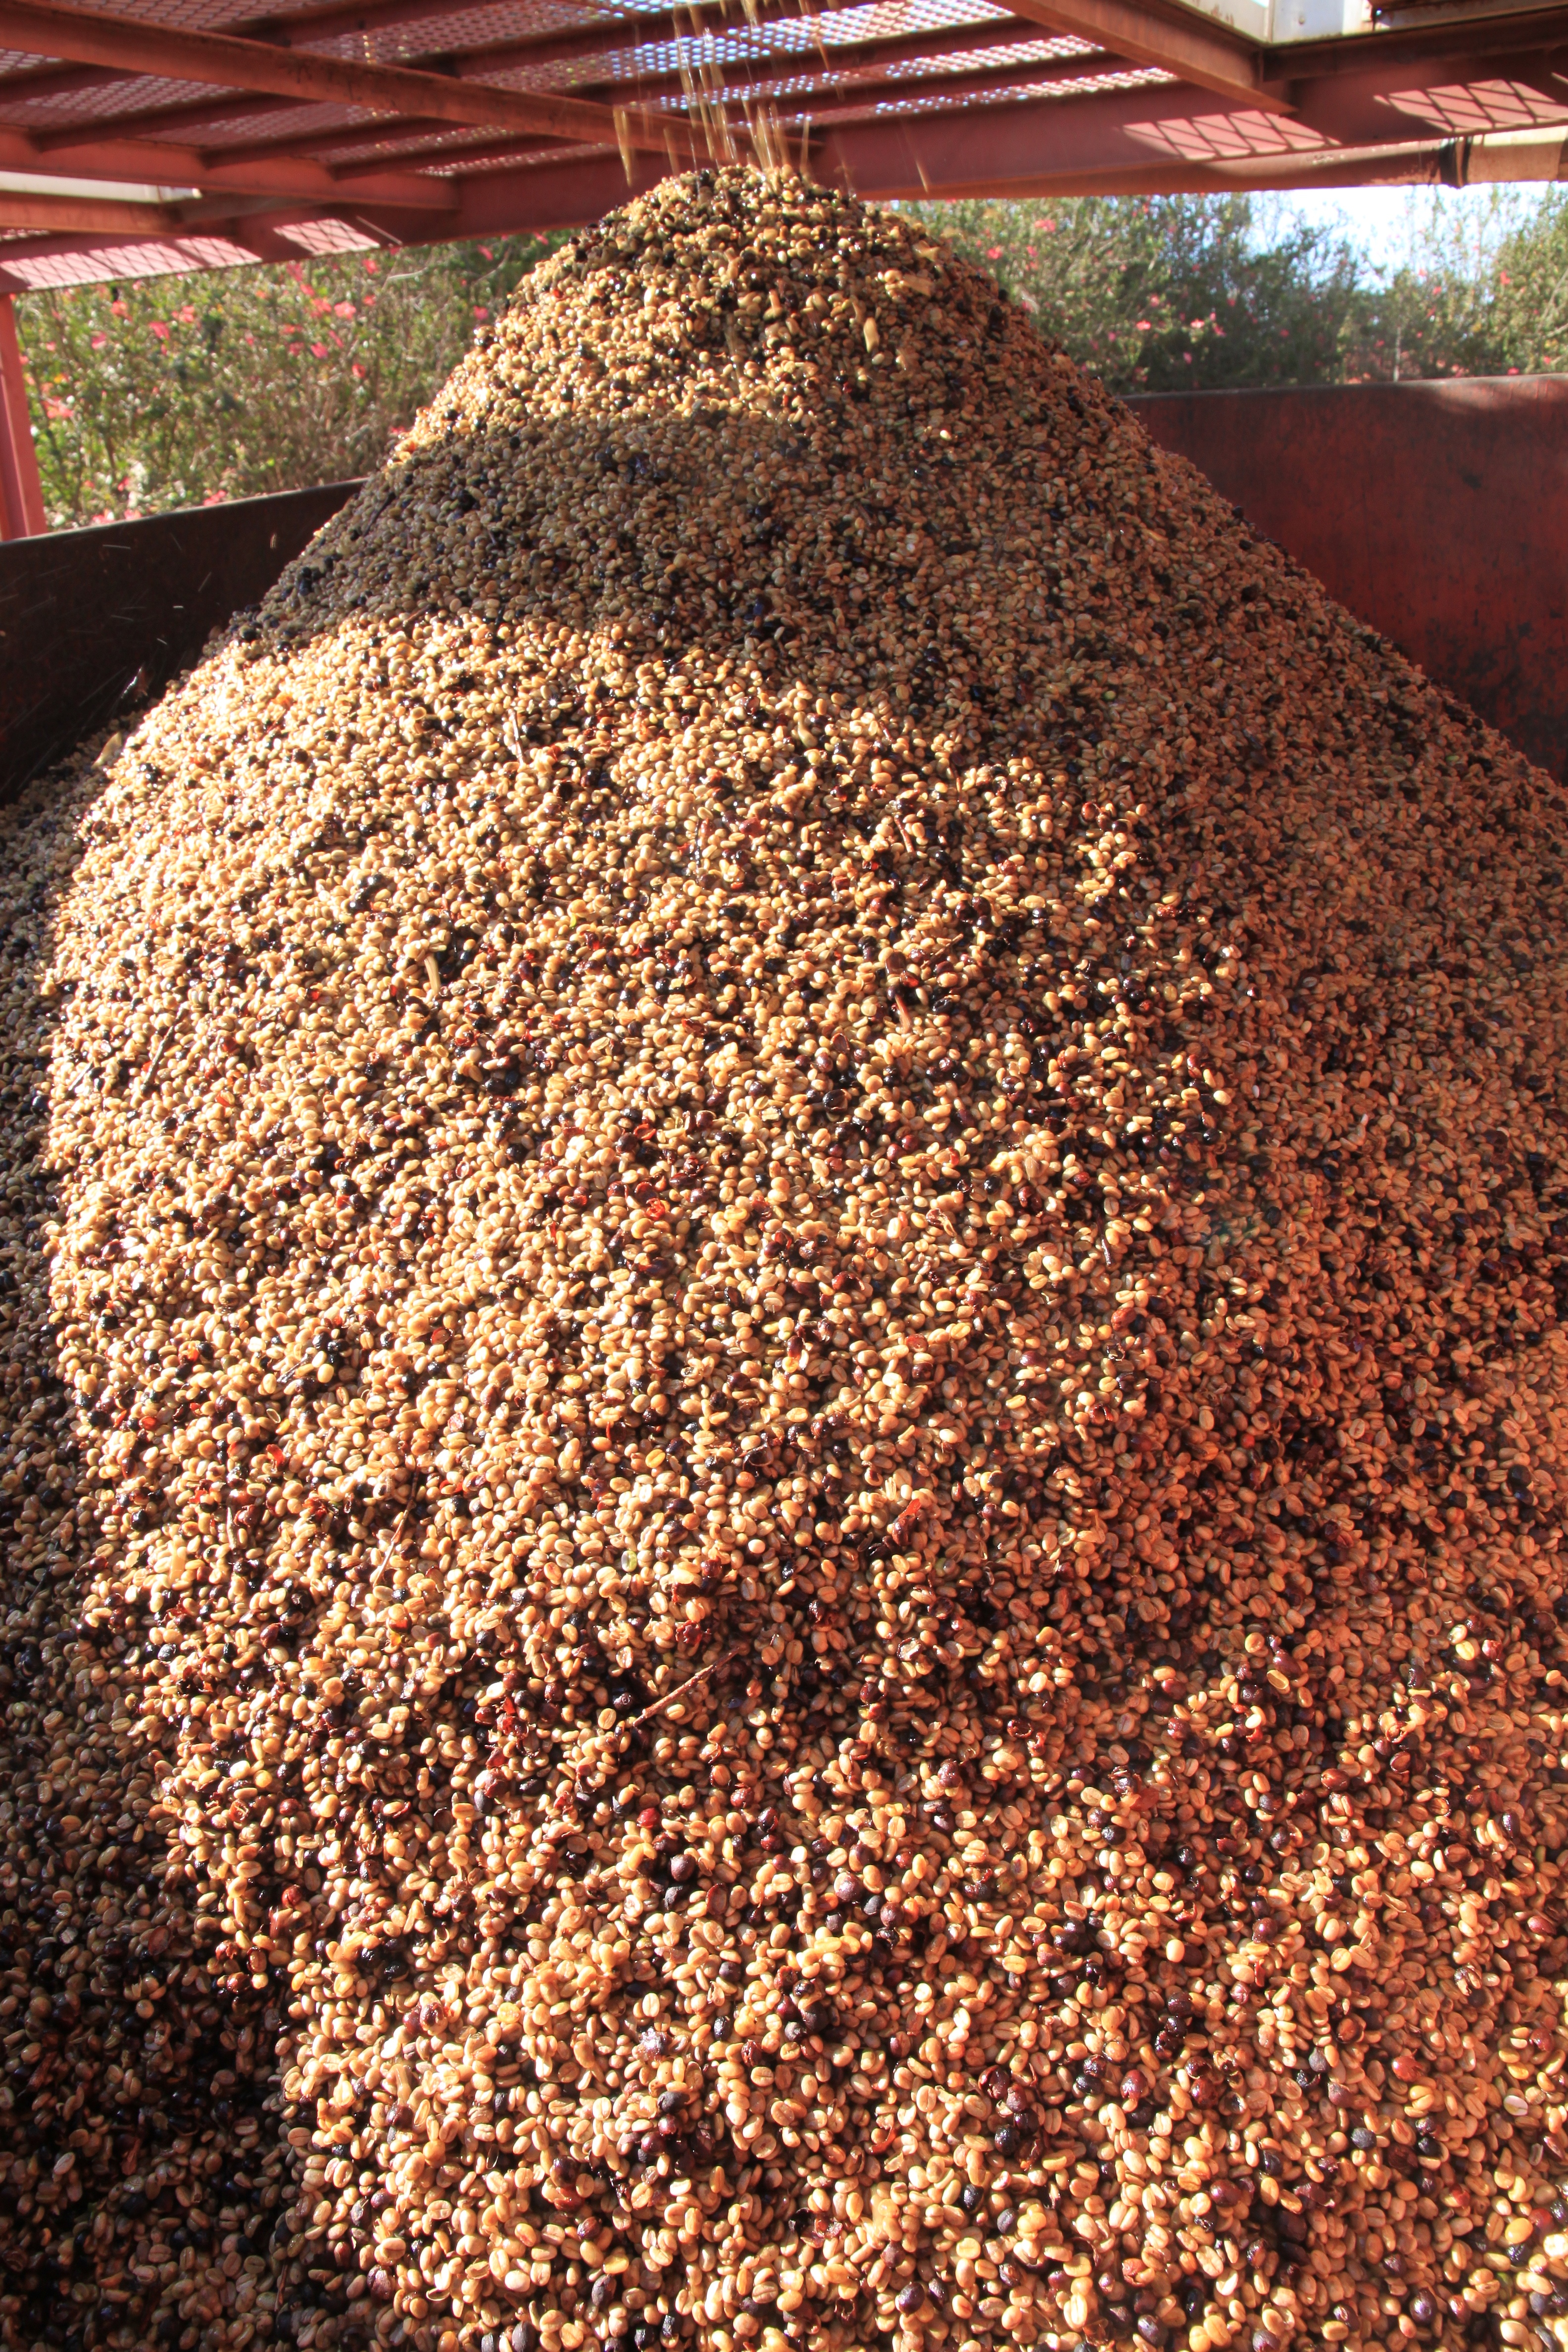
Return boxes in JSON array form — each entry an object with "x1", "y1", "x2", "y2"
[
  {"x1": 1326, "y1": 190, "x2": 1510, "y2": 382},
  {"x1": 909, "y1": 192, "x2": 1365, "y2": 392},
  {"x1": 1374, "y1": 186, "x2": 1568, "y2": 380},
  {"x1": 18, "y1": 232, "x2": 564, "y2": 531},
  {"x1": 1482, "y1": 188, "x2": 1568, "y2": 370},
  {"x1": 19, "y1": 184, "x2": 1568, "y2": 532}
]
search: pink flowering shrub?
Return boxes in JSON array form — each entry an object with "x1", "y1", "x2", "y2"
[
  {"x1": 18, "y1": 231, "x2": 563, "y2": 529},
  {"x1": 909, "y1": 189, "x2": 1563, "y2": 392},
  {"x1": 906, "y1": 194, "x2": 1363, "y2": 393}
]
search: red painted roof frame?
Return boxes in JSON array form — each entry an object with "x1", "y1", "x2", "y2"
[{"x1": 0, "y1": 0, "x2": 1561, "y2": 288}]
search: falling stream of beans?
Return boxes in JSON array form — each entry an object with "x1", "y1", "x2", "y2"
[{"x1": 1, "y1": 163, "x2": 1568, "y2": 2352}]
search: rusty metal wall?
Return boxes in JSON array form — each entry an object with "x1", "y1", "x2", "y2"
[
  {"x1": 1128, "y1": 376, "x2": 1568, "y2": 781},
  {"x1": 0, "y1": 480, "x2": 359, "y2": 802},
  {"x1": 1, "y1": 377, "x2": 1565, "y2": 802}
]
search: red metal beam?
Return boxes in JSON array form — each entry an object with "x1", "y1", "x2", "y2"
[
  {"x1": 208, "y1": 21, "x2": 1107, "y2": 170},
  {"x1": 800, "y1": 42, "x2": 1568, "y2": 194},
  {"x1": 0, "y1": 124, "x2": 463, "y2": 206},
  {"x1": 17, "y1": 26, "x2": 1106, "y2": 197},
  {"x1": 810, "y1": 78, "x2": 1313, "y2": 193},
  {"x1": 0, "y1": 186, "x2": 176, "y2": 229},
  {"x1": 495, "y1": 54, "x2": 1150, "y2": 170},
  {"x1": 0, "y1": 0, "x2": 876, "y2": 122},
  {"x1": 531, "y1": 19, "x2": 1103, "y2": 110},
  {"x1": 1285, "y1": 40, "x2": 1568, "y2": 146},
  {"x1": 0, "y1": 0, "x2": 635, "y2": 113},
  {"x1": 378, "y1": 0, "x2": 889, "y2": 85},
  {"x1": 402, "y1": 89, "x2": 1568, "y2": 227},
  {"x1": 224, "y1": 217, "x2": 325, "y2": 261},
  {"x1": 1002, "y1": 0, "x2": 1283, "y2": 108},
  {"x1": 0, "y1": 289, "x2": 46, "y2": 538},
  {"x1": 4, "y1": 100, "x2": 1567, "y2": 302},
  {"x1": 0, "y1": 0, "x2": 699, "y2": 155},
  {"x1": 4, "y1": 0, "x2": 1566, "y2": 183},
  {"x1": 822, "y1": 118, "x2": 1568, "y2": 194},
  {"x1": 12, "y1": 0, "x2": 888, "y2": 156},
  {"x1": 1262, "y1": 5, "x2": 1568, "y2": 83}
]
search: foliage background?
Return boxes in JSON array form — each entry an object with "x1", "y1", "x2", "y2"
[
  {"x1": 13, "y1": 186, "x2": 1568, "y2": 528},
  {"x1": 916, "y1": 187, "x2": 1568, "y2": 392},
  {"x1": 913, "y1": 193, "x2": 1362, "y2": 391},
  {"x1": 19, "y1": 234, "x2": 558, "y2": 529}
]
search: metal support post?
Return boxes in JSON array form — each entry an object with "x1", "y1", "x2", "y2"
[{"x1": 0, "y1": 293, "x2": 45, "y2": 541}]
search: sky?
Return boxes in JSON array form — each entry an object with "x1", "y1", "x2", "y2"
[{"x1": 1263, "y1": 182, "x2": 1549, "y2": 273}]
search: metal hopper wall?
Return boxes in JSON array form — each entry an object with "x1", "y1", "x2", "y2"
[{"x1": 2, "y1": 375, "x2": 1565, "y2": 799}]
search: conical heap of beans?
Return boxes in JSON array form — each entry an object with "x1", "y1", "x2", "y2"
[{"x1": 7, "y1": 162, "x2": 1568, "y2": 2352}]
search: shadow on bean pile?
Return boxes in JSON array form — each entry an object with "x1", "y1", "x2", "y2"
[{"x1": 0, "y1": 756, "x2": 288, "y2": 2351}]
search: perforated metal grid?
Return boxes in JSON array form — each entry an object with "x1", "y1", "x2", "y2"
[
  {"x1": 167, "y1": 17, "x2": 1109, "y2": 167},
  {"x1": 0, "y1": 0, "x2": 1562, "y2": 286},
  {"x1": 0, "y1": 0, "x2": 1077, "y2": 127},
  {"x1": 0, "y1": 65, "x2": 255, "y2": 123}
]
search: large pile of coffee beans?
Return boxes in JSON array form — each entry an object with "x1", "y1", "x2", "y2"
[{"x1": 2, "y1": 163, "x2": 1568, "y2": 2352}]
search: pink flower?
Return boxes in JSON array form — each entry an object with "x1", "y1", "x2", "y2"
[
  {"x1": 310, "y1": 341, "x2": 330, "y2": 357},
  {"x1": 351, "y1": 361, "x2": 366, "y2": 379},
  {"x1": 334, "y1": 299, "x2": 356, "y2": 318},
  {"x1": 150, "y1": 320, "x2": 169, "y2": 341},
  {"x1": 474, "y1": 304, "x2": 489, "y2": 319},
  {"x1": 90, "y1": 331, "x2": 107, "y2": 349},
  {"x1": 479, "y1": 244, "x2": 493, "y2": 259},
  {"x1": 202, "y1": 489, "x2": 226, "y2": 506},
  {"x1": 363, "y1": 256, "x2": 379, "y2": 274},
  {"x1": 110, "y1": 298, "x2": 127, "y2": 316},
  {"x1": 176, "y1": 302, "x2": 195, "y2": 323},
  {"x1": 985, "y1": 245, "x2": 1003, "y2": 259},
  {"x1": 1135, "y1": 318, "x2": 1152, "y2": 330}
]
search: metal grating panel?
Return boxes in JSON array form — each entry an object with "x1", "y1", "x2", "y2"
[{"x1": 787, "y1": 58, "x2": 1169, "y2": 122}]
